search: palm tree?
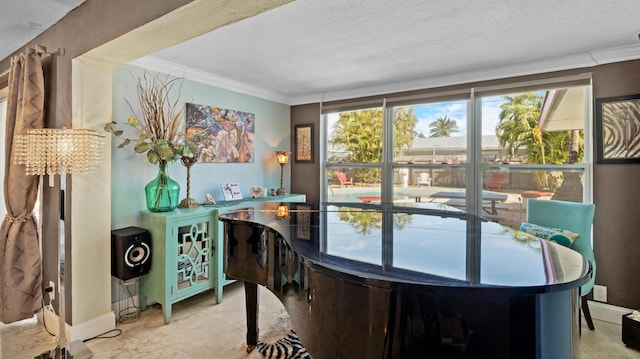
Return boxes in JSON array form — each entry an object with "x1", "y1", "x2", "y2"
[
  {"x1": 393, "y1": 106, "x2": 418, "y2": 155},
  {"x1": 496, "y1": 92, "x2": 576, "y2": 191},
  {"x1": 496, "y1": 92, "x2": 570, "y2": 165},
  {"x1": 428, "y1": 115, "x2": 460, "y2": 137},
  {"x1": 330, "y1": 109, "x2": 383, "y2": 163},
  {"x1": 329, "y1": 107, "x2": 418, "y2": 183},
  {"x1": 496, "y1": 93, "x2": 541, "y2": 161}
]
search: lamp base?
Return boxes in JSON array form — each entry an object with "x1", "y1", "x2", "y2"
[
  {"x1": 34, "y1": 346, "x2": 72, "y2": 359},
  {"x1": 178, "y1": 198, "x2": 199, "y2": 208},
  {"x1": 276, "y1": 188, "x2": 286, "y2": 195},
  {"x1": 35, "y1": 341, "x2": 93, "y2": 359}
]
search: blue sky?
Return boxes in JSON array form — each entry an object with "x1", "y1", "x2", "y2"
[
  {"x1": 412, "y1": 96, "x2": 504, "y2": 137},
  {"x1": 325, "y1": 95, "x2": 509, "y2": 138}
]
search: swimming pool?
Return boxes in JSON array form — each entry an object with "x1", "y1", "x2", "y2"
[{"x1": 328, "y1": 190, "x2": 412, "y2": 203}]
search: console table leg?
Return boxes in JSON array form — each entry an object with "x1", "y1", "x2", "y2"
[
  {"x1": 163, "y1": 303, "x2": 171, "y2": 324},
  {"x1": 244, "y1": 281, "x2": 259, "y2": 352}
]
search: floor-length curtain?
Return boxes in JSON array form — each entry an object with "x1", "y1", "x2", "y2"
[{"x1": 0, "y1": 49, "x2": 44, "y2": 324}]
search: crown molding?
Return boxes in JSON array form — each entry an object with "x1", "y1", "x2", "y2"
[
  {"x1": 129, "y1": 56, "x2": 290, "y2": 105},
  {"x1": 589, "y1": 43, "x2": 640, "y2": 65}
]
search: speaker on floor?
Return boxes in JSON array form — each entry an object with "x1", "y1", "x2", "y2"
[{"x1": 111, "y1": 226, "x2": 152, "y2": 281}]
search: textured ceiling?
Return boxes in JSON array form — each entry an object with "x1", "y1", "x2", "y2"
[
  {"x1": 0, "y1": 0, "x2": 87, "y2": 60},
  {"x1": 4, "y1": 0, "x2": 640, "y2": 105},
  {"x1": 147, "y1": 0, "x2": 640, "y2": 104}
]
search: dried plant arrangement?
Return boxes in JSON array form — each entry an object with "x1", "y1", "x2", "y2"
[{"x1": 105, "y1": 71, "x2": 198, "y2": 164}]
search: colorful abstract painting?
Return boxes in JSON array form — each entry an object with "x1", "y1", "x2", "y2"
[{"x1": 185, "y1": 102, "x2": 255, "y2": 163}]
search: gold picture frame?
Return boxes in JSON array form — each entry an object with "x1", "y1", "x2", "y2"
[{"x1": 294, "y1": 123, "x2": 314, "y2": 163}]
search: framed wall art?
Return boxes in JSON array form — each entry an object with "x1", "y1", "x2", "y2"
[
  {"x1": 595, "y1": 94, "x2": 640, "y2": 164},
  {"x1": 185, "y1": 102, "x2": 255, "y2": 163},
  {"x1": 294, "y1": 123, "x2": 314, "y2": 163}
]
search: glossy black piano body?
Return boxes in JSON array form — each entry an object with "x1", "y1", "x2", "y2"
[{"x1": 220, "y1": 202, "x2": 589, "y2": 358}]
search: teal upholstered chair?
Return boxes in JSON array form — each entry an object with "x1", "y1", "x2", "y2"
[{"x1": 526, "y1": 198, "x2": 597, "y2": 330}]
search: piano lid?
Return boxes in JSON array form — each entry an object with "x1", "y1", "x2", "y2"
[{"x1": 218, "y1": 201, "x2": 588, "y2": 293}]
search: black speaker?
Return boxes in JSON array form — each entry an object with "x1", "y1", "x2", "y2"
[{"x1": 111, "y1": 226, "x2": 152, "y2": 280}]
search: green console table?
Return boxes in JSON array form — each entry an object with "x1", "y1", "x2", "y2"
[{"x1": 138, "y1": 193, "x2": 306, "y2": 324}]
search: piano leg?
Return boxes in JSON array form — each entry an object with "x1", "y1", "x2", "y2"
[{"x1": 244, "y1": 281, "x2": 259, "y2": 353}]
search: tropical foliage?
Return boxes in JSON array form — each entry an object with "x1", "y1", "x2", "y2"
[
  {"x1": 329, "y1": 106, "x2": 418, "y2": 183},
  {"x1": 495, "y1": 92, "x2": 583, "y2": 191},
  {"x1": 338, "y1": 207, "x2": 382, "y2": 235},
  {"x1": 496, "y1": 92, "x2": 579, "y2": 165},
  {"x1": 337, "y1": 208, "x2": 413, "y2": 236},
  {"x1": 393, "y1": 106, "x2": 419, "y2": 153},
  {"x1": 428, "y1": 115, "x2": 460, "y2": 137}
]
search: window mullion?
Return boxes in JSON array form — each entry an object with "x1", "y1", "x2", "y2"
[
  {"x1": 467, "y1": 89, "x2": 482, "y2": 215},
  {"x1": 381, "y1": 99, "x2": 393, "y2": 204}
]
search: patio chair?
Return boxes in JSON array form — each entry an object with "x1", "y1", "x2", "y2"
[
  {"x1": 485, "y1": 172, "x2": 504, "y2": 191},
  {"x1": 336, "y1": 172, "x2": 353, "y2": 187},
  {"x1": 525, "y1": 198, "x2": 597, "y2": 331},
  {"x1": 418, "y1": 172, "x2": 432, "y2": 187}
]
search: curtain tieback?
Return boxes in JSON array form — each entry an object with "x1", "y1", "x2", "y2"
[{"x1": 3, "y1": 212, "x2": 34, "y2": 223}]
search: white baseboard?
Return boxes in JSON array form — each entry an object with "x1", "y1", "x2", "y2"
[
  {"x1": 588, "y1": 300, "x2": 633, "y2": 325},
  {"x1": 69, "y1": 311, "x2": 116, "y2": 342},
  {"x1": 37, "y1": 306, "x2": 116, "y2": 342}
]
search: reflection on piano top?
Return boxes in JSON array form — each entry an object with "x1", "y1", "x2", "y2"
[{"x1": 218, "y1": 201, "x2": 588, "y2": 294}]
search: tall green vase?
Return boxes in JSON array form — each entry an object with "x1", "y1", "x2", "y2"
[{"x1": 145, "y1": 161, "x2": 180, "y2": 212}]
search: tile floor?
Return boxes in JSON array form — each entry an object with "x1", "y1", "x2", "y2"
[{"x1": 1, "y1": 281, "x2": 639, "y2": 358}]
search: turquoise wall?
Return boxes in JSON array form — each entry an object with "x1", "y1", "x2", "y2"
[{"x1": 110, "y1": 65, "x2": 290, "y2": 228}]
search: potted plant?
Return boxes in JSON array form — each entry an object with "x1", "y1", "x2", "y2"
[{"x1": 105, "y1": 72, "x2": 198, "y2": 212}]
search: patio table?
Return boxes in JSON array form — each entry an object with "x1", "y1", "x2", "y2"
[{"x1": 417, "y1": 190, "x2": 508, "y2": 215}]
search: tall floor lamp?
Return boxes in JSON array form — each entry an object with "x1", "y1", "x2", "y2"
[{"x1": 14, "y1": 127, "x2": 104, "y2": 359}]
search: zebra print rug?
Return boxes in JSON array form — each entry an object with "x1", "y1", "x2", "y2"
[{"x1": 256, "y1": 330, "x2": 311, "y2": 359}]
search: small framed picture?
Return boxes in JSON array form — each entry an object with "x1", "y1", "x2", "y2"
[
  {"x1": 221, "y1": 183, "x2": 243, "y2": 201},
  {"x1": 294, "y1": 123, "x2": 314, "y2": 163},
  {"x1": 595, "y1": 93, "x2": 640, "y2": 163}
]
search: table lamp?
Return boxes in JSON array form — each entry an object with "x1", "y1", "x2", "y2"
[
  {"x1": 275, "y1": 151, "x2": 290, "y2": 195},
  {"x1": 14, "y1": 127, "x2": 104, "y2": 359}
]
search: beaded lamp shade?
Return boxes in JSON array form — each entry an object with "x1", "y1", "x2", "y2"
[{"x1": 14, "y1": 128, "x2": 105, "y2": 175}]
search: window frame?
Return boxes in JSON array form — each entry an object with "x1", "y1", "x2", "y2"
[{"x1": 321, "y1": 77, "x2": 593, "y2": 217}]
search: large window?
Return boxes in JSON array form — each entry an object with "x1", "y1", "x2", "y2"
[{"x1": 323, "y1": 80, "x2": 591, "y2": 230}]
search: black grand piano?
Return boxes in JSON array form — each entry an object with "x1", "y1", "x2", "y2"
[{"x1": 220, "y1": 201, "x2": 589, "y2": 358}]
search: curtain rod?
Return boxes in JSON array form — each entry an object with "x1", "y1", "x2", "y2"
[
  {"x1": 32, "y1": 45, "x2": 65, "y2": 56},
  {"x1": 0, "y1": 46, "x2": 65, "y2": 79}
]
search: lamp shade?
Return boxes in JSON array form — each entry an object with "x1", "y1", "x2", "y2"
[
  {"x1": 14, "y1": 128, "x2": 105, "y2": 175},
  {"x1": 275, "y1": 151, "x2": 290, "y2": 165},
  {"x1": 275, "y1": 204, "x2": 289, "y2": 220}
]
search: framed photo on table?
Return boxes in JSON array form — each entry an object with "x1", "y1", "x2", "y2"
[
  {"x1": 221, "y1": 183, "x2": 243, "y2": 201},
  {"x1": 595, "y1": 94, "x2": 640, "y2": 164},
  {"x1": 294, "y1": 123, "x2": 314, "y2": 163}
]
